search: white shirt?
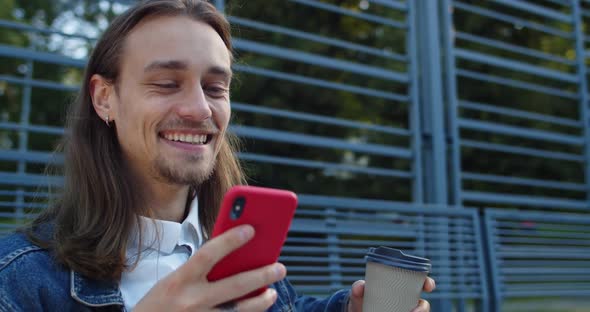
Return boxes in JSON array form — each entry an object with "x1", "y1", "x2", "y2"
[{"x1": 120, "y1": 198, "x2": 203, "y2": 311}]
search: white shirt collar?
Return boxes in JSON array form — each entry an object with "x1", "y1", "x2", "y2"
[{"x1": 130, "y1": 197, "x2": 203, "y2": 255}]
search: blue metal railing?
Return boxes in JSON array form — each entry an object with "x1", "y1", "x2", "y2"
[
  {"x1": 446, "y1": 0, "x2": 589, "y2": 212},
  {"x1": 1, "y1": 0, "x2": 590, "y2": 310},
  {"x1": 484, "y1": 209, "x2": 590, "y2": 312}
]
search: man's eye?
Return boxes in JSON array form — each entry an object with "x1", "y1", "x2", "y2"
[
  {"x1": 204, "y1": 85, "x2": 228, "y2": 97},
  {"x1": 153, "y1": 82, "x2": 179, "y2": 89}
]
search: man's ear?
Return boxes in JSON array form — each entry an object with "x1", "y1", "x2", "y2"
[{"x1": 89, "y1": 74, "x2": 116, "y2": 123}]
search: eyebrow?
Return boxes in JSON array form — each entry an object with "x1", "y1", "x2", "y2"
[
  {"x1": 144, "y1": 60, "x2": 189, "y2": 72},
  {"x1": 144, "y1": 60, "x2": 232, "y2": 81},
  {"x1": 209, "y1": 66, "x2": 233, "y2": 82}
]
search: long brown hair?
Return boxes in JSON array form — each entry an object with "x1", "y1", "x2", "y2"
[{"x1": 27, "y1": 0, "x2": 245, "y2": 281}]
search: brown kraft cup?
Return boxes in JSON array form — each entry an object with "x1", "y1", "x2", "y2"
[{"x1": 362, "y1": 246, "x2": 431, "y2": 312}]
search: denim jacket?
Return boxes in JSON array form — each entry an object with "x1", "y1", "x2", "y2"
[{"x1": 0, "y1": 231, "x2": 350, "y2": 311}]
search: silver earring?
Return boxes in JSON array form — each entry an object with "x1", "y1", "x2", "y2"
[{"x1": 105, "y1": 115, "x2": 110, "y2": 126}]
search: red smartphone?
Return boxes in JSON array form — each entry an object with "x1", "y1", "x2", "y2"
[{"x1": 206, "y1": 185, "x2": 297, "y2": 299}]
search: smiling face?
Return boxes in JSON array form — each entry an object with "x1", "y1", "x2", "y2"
[{"x1": 109, "y1": 15, "x2": 232, "y2": 186}]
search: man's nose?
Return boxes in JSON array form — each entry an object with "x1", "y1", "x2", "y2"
[{"x1": 177, "y1": 84, "x2": 212, "y2": 121}]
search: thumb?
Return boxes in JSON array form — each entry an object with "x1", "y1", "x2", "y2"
[{"x1": 348, "y1": 280, "x2": 365, "y2": 312}]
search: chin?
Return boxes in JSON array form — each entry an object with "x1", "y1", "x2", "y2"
[{"x1": 154, "y1": 158, "x2": 215, "y2": 185}]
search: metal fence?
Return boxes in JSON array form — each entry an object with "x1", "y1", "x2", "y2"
[{"x1": 1, "y1": 0, "x2": 590, "y2": 311}]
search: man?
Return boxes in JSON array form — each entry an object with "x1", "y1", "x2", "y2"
[{"x1": 0, "y1": 0, "x2": 434, "y2": 311}]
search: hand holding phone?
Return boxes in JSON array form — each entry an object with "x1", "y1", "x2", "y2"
[
  {"x1": 134, "y1": 224, "x2": 286, "y2": 312},
  {"x1": 206, "y1": 185, "x2": 297, "y2": 300}
]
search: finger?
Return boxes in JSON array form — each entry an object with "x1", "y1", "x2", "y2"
[
  {"x1": 183, "y1": 225, "x2": 254, "y2": 276},
  {"x1": 348, "y1": 280, "x2": 365, "y2": 312},
  {"x1": 231, "y1": 288, "x2": 278, "y2": 312},
  {"x1": 422, "y1": 277, "x2": 436, "y2": 292},
  {"x1": 351, "y1": 280, "x2": 365, "y2": 298},
  {"x1": 410, "y1": 299, "x2": 430, "y2": 312},
  {"x1": 208, "y1": 262, "x2": 286, "y2": 306}
]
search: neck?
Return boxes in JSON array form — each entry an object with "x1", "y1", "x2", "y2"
[{"x1": 144, "y1": 180, "x2": 191, "y2": 222}]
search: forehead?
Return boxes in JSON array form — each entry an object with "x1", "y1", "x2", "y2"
[{"x1": 121, "y1": 15, "x2": 231, "y2": 75}]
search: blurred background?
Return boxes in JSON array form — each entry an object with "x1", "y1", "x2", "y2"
[{"x1": 1, "y1": 0, "x2": 590, "y2": 311}]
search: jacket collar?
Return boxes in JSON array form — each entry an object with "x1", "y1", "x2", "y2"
[{"x1": 70, "y1": 270, "x2": 124, "y2": 308}]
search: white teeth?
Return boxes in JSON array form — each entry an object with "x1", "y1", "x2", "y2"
[{"x1": 163, "y1": 133, "x2": 208, "y2": 144}]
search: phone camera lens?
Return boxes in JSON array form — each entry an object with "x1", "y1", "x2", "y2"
[{"x1": 231, "y1": 197, "x2": 246, "y2": 219}]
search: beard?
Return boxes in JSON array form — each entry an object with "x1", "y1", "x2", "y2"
[{"x1": 153, "y1": 153, "x2": 216, "y2": 186}]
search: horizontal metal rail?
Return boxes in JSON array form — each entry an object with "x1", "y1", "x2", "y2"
[
  {"x1": 0, "y1": 149, "x2": 63, "y2": 164},
  {"x1": 232, "y1": 102, "x2": 411, "y2": 136},
  {"x1": 457, "y1": 69, "x2": 578, "y2": 99},
  {"x1": 0, "y1": 172, "x2": 63, "y2": 187},
  {"x1": 231, "y1": 125, "x2": 413, "y2": 158},
  {"x1": 297, "y1": 194, "x2": 474, "y2": 215},
  {"x1": 459, "y1": 100, "x2": 582, "y2": 127},
  {"x1": 464, "y1": 191, "x2": 587, "y2": 209},
  {"x1": 233, "y1": 38, "x2": 409, "y2": 83},
  {"x1": 495, "y1": 229, "x2": 590, "y2": 240},
  {"x1": 455, "y1": 48, "x2": 578, "y2": 83},
  {"x1": 543, "y1": 0, "x2": 571, "y2": 6},
  {"x1": 288, "y1": 0, "x2": 407, "y2": 29},
  {"x1": 454, "y1": 2, "x2": 574, "y2": 38},
  {"x1": 367, "y1": 0, "x2": 407, "y2": 11},
  {"x1": 233, "y1": 65, "x2": 409, "y2": 102},
  {"x1": 0, "y1": 122, "x2": 64, "y2": 135},
  {"x1": 228, "y1": 16, "x2": 407, "y2": 62},
  {"x1": 498, "y1": 237, "x2": 590, "y2": 245},
  {"x1": 0, "y1": 202, "x2": 45, "y2": 210},
  {"x1": 458, "y1": 118, "x2": 585, "y2": 145},
  {"x1": 460, "y1": 139, "x2": 585, "y2": 162},
  {"x1": 502, "y1": 260, "x2": 590, "y2": 266},
  {"x1": 238, "y1": 152, "x2": 412, "y2": 178},
  {"x1": 0, "y1": 19, "x2": 96, "y2": 41},
  {"x1": 0, "y1": 190, "x2": 51, "y2": 198},
  {"x1": 462, "y1": 172, "x2": 587, "y2": 191},
  {"x1": 0, "y1": 44, "x2": 85, "y2": 67},
  {"x1": 0, "y1": 75, "x2": 79, "y2": 92},
  {"x1": 502, "y1": 289, "x2": 590, "y2": 297},
  {"x1": 489, "y1": 0, "x2": 573, "y2": 23},
  {"x1": 455, "y1": 31, "x2": 575, "y2": 65},
  {"x1": 488, "y1": 209, "x2": 590, "y2": 223}
]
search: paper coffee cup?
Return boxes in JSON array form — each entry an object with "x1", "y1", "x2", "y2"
[{"x1": 362, "y1": 247, "x2": 431, "y2": 312}]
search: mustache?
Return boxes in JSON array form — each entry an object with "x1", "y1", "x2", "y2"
[{"x1": 158, "y1": 119, "x2": 219, "y2": 133}]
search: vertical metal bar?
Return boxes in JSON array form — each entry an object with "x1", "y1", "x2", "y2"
[
  {"x1": 572, "y1": 0, "x2": 590, "y2": 207},
  {"x1": 441, "y1": 0, "x2": 463, "y2": 207},
  {"x1": 482, "y1": 212, "x2": 501, "y2": 312},
  {"x1": 416, "y1": 0, "x2": 451, "y2": 310},
  {"x1": 408, "y1": 0, "x2": 424, "y2": 203},
  {"x1": 440, "y1": 0, "x2": 470, "y2": 309},
  {"x1": 473, "y1": 210, "x2": 490, "y2": 312},
  {"x1": 326, "y1": 208, "x2": 342, "y2": 291},
  {"x1": 15, "y1": 51, "x2": 34, "y2": 221},
  {"x1": 416, "y1": 214, "x2": 425, "y2": 256},
  {"x1": 454, "y1": 218, "x2": 466, "y2": 312},
  {"x1": 409, "y1": 6, "x2": 427, "y2": 298},
  {"x1": 421, "y1": 0, "x2": 449, "y2": 205}
]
